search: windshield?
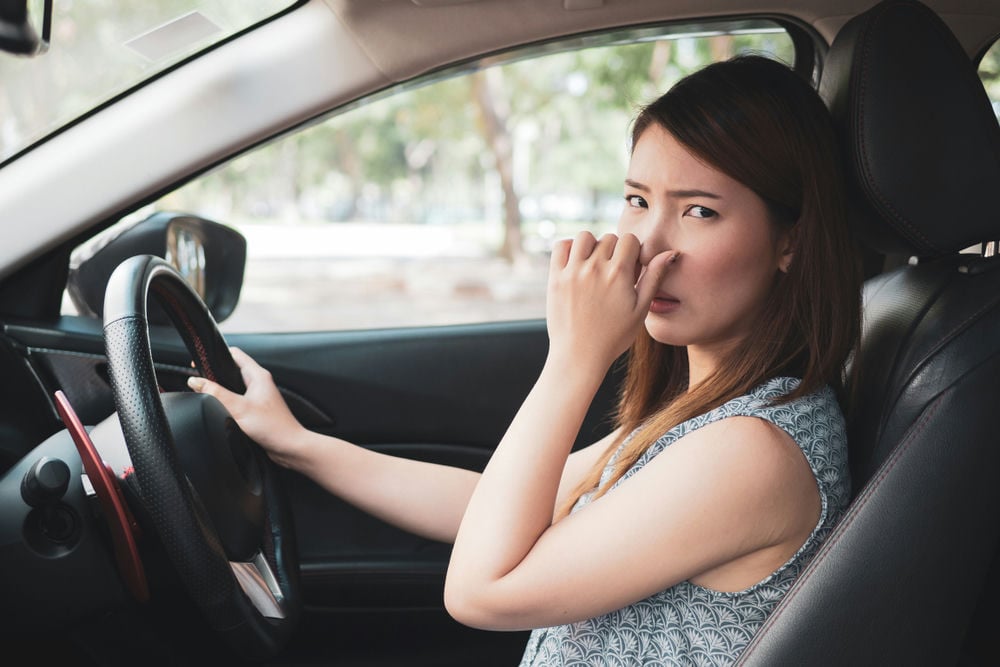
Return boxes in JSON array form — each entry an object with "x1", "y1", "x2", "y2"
[{"x1": 0, "y1": 0, "x2": 295, "y2": 162}]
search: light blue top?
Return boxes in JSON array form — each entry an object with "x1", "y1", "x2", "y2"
[{"x1": 519, "y1": 376, "x2": 850, "y2": 667}]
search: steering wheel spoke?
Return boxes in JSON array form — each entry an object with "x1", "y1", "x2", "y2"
[{"x1": 231, "y1": 551, "x2": 287, "y2": 620}]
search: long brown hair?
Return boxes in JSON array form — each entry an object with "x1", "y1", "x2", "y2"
[{"x1": 556, "y1": 55, "x2": 862, "y2": 519}]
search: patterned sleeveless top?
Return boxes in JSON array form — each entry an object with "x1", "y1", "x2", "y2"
[{"x1": 519, "y1": 376, "x2": 850, "y2": 667}]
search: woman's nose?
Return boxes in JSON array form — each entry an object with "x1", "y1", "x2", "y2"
[
  {"x1": 634, "y1": 228, "x2": 672, "y2": 266},
  {"x1": 618, "y1": 206, "x2": 672, "y2": 264}
]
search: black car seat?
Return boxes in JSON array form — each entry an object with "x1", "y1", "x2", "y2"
[{"x1": 736, "y1": 1, "x2": 1000, "y2": 664}]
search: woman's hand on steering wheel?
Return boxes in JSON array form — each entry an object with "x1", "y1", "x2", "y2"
[{"x1": 188, "y1": 347, "x2": 306, "y2": 468}]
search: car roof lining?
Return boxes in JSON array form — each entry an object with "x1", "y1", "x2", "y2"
[{"x1": 327, "y1": 0, "x2": 1000, "y2": 80}]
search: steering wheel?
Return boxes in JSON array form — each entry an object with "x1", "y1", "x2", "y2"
[{"x1": 101, "y1": 254, "x2": 300, "y2": 660}]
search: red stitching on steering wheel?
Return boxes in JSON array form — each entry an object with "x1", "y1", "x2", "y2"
[{"x1": 152, "y1": 282, "x2": 216, "y2": 383}]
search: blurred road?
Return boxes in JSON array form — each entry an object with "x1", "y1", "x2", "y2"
[{"x1": 219, "y1": 223, "x2": 550, "y2": 333}]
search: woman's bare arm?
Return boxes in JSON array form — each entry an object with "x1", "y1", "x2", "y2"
[{"x1": 189, "y1": 347, "x2": 616, "y2": 544}]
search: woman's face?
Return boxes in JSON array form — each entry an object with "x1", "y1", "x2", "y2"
[{"x1": 618, "y1": 123, "x2": 792, "y2": 366}]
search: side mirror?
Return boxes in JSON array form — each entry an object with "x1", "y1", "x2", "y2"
[
  {"x1": 68, "y1": 212, "x2": 247, "y2": 325},
  {"x1": 0, "y1": 0, "x2": 52, "y2": 56}
]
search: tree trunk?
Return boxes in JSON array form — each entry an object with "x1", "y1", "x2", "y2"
[
  {"x1": 709, "y1": 35, "x2": 734, "y2": 63},
  {"x1": 647, "y1": 40, "x2": 672, "y2": 89},
  {"x1": 472, "y1": 68, "x2": 523, "y2": 263}
]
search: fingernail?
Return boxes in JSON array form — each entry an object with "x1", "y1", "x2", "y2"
[
  {"x1": 187, "y1": 376, "x2": 204, "y2": 391},
  {"x1": 669, "y1": 251, "x2": 680, "y2": 263}
]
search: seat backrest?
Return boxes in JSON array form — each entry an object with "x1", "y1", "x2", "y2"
[{"x1": 737, "y1": 1, "x2": 1000, "y2": 664}]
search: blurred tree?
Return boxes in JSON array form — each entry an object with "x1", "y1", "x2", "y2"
[{"x1": 473, "y1": 67, "x2": 522, "y2": 262}]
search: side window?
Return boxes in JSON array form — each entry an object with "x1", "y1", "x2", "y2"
[
  {"x1": 67, "y1": 23, "x2": 794, "y2": 333},
  {"x1": 978, "y1": 38, "x2": 1000, "y2": 118}
]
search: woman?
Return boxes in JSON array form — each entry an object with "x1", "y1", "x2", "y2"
[{"x1": 189, "y1": 55, "x2": 862, "y2": 665}]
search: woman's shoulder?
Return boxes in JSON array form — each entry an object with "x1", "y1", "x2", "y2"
[
  {"x1": 691, "y1": 377, "x2": 837, "y2": 426},
  {"x1": 738, "y1": 377, "x2": 851, "y2": 508},
  {"x1": 685, "y1": 377, "x2": 848, "y2": 487},
  {"x1": 731, "y1": 377, "x2": 845, "y2": 447},
  {"x1": 738, "y1": 377, "x2": 842, "y2": 423},
  {"x1": 635, "y1": 377, "x2": 846, "y2": 470}
]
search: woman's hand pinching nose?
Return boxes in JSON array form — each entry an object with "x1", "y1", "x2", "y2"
[{"x1": 635, "y1": 250, "x2": 680, "y2": 305}]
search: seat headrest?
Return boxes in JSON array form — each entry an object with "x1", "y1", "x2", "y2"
[{"x1": 818, "y1": 0, "x2": 1000, "y2": 257}]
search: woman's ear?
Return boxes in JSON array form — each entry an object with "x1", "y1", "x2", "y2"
[{"x1": 777, "y1": 224, "x2": 797, "y2": 273}]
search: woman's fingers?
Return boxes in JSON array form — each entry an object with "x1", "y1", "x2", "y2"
[
  {"x1": 187, "y1": 375, "x2": 241, "y2": 414},
  {"x1": 228, "y1": 346, "x2": 254, "y2": 368},
  {"x1": 567, "y1": 230, "x2": 598, "y2": 264},
  {"x1": 571, "y1": 231, "x2": 624, "y2": 263},
  {"x1": 189, "y1": 346, "x2": 259, "y2": 411},
  {"x1": 552, "y1": 232, "x2": 678, "y2": 310},
  {"x1": 609, "y1": 233, "x2": 640, "y2": 277},
  {"x1": 227, "y1": 345, "x2": 273, "y2": 388},
  {"x1": 635, "y1": 249, "x2": 680, "y2": 309},
  {"x1": 549, "y1": 238, "x2": 572, "y2": 274},
  {"x1": 594, "y1": 233, "x2": 619, "y2": 259}
]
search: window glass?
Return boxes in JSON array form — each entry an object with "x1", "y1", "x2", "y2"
[
  {"x1": 978, "y1": 39, "x2": 1000, "y2": 118},
  {"x1": 65, "y1": 22, "x2": 794, "y2": 333},
  {"x1": 0, "y1": 1, "x2": 294, "y2": 162}
]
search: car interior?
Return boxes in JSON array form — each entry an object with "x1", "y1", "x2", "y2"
[{"x1": 2, "y1": 0, "x2": 1000, "y2": 665}]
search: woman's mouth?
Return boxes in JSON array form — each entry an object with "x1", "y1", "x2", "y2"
[{"x1": 649, "y1": 293, "x2": 680, "y2": 315}]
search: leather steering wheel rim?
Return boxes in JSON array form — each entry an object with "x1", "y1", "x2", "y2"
[{"x1": 102, "y1": 254, "x2": 300, "y2": 659}]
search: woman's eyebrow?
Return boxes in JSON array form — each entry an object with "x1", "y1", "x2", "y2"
[
  {"x1": 667, "y1": 188, "x2": 722, "y2": 199},
  {"x1": 625, "y1": 179, "x2": 722, "y2": 200}
]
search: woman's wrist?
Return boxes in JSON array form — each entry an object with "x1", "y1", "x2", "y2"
[
  {"x1": 262, "y1": 423, "x2": 317, "y2": 471},
  {"x1": 541, "y1": 349, "x2": 609, "y2": 394}
]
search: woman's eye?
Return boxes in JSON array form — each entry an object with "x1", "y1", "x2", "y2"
[
  {"x1": 625, "y1": 195, "x2": 647, "y2": 209},
  {"x1": 685, "y1": 205, "x2": 717, "y2": 219}
]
